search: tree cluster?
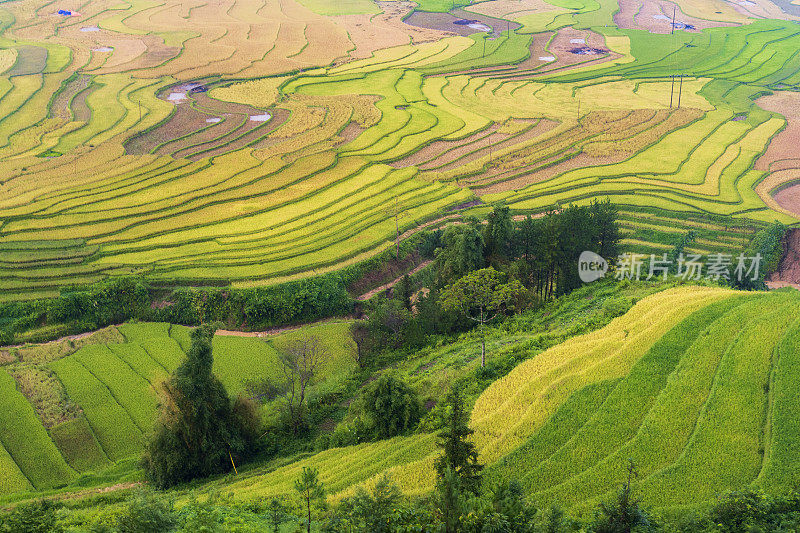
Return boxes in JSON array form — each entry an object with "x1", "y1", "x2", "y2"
[
  {"x1": 142, "y1": 324, "x2": 260, "y2": 489},
  {"x1": 353, "y1": 201, "x2": 621, "y2": 365}
]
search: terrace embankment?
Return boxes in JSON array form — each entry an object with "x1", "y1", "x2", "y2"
[
  {"x1": 767, "y1": 228, "x2": 800, "y2": 289},
  {"x1": 754, "y1": 91, "x2": 800, "y2": 217}
]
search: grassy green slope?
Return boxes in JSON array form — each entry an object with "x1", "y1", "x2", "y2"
[
  {"x1": 15, "y1": 321, "x2": 358, "y2": 489},
  {"x1": 185, "y1": 286, "x2": 800, "y2": 512},
  {"x1": 0, "y1": 370, "x2": 76, "y2": 490},
  {"x1": 480, "y1": 290, "x2": 800, "y2": 510}
]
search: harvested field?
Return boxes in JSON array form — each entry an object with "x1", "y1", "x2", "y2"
[
  {"x1": 334, "y1": 2, "x2": 453, "y2": 59},
  {"x1": 729, "y1": 0, "x2": 800, "y2": 20},
  {"x1": 753, "y1": 91, "x2": 800, "y2": 216},
  {"x1": 755, "y1": 91, "x2": 800, "y2": 172},
  {"x1": 417, "y1": 118, "x2": 559, "y2": 173},
  {"x1": 404, "y1": 10, "x2": 509, "y2": 36},
  {"x1": 6, "y1": 46, "x2": 47, "y2": 76},
  {"x1": 126, "y1": 87, "x2": 290, "y2": 159},
  {"x1": 773, "y1": 180, "x2": 800, "y2": 218},
  {"x1": 464, "y1": 0, "x2": 558, "y2": 20},
  {"x1": 615, "y1": 0, "x2": 736, "y2": 33}
]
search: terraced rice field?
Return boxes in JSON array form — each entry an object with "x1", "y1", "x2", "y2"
[
  {"x1": 0, "y1": 320, "x2": 356, "y2": 489},
  {"x1": 0, "y1": 0, "x2": 798, "y2": 301},
  {"x1": 193, "y1": 287, "x2": 800, "y2": 510}
]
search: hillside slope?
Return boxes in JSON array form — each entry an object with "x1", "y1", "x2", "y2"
[
  {"x1": 199, "y1": 285, "x2": 800, "y2": 510},
  {"x1": 3, "y1": 284, "x2": 800, "y2": 512},
  {"x1": 0, "y1": 321, "x2": 357, "y2": 494}
]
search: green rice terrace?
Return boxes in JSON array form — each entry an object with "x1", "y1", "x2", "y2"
[{"x1": 3, "y1": 0, "x2": 800, "y2": 530}]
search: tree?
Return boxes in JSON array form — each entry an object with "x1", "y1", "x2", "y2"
[
  {"x1": 435, "y1": 386, "x2": 483, "y2": 493},
  {"x1": 0, "y1": 499, "x2": 63, "y2": 533},
  {"x1": 434, "y1": 467, "x2": 464, "y2": 533},
  {"x1": 590, "y1": 198, "x2": 621, "y2": 261},
  {"x1": 279, "y1": 335, "x2": 328, "y2": 434},
  {"x1": 593, "y1": 461, "x2": 654, "y2": 533},
  {"x1": 362, "y1": 374, "x2": 423, "y2": 438},
  {"x1": 324, "y1": 474, "x2": 401, "y2": 533},
  {"x1": 142, "y1": 324, "x2": 257, "y2": 488},
  {"x1": 349, "y1": 322, "x2": 374, "y2": 369},
  {"x1": 266, "y1": 498, "x2": 291, "y2": 533},
  {"x1": 394, "y1": 274, "x2": 413, "y2": 311},
  {"x1": 117, "y1": 490, "x2": 177, "y2": 533},
  {"x1": 295, "y1": 466, "x2": 326, "y2": 533},
  {"x1": 435, "y1": 223, "x2": 484, "y2": 286},
  {"x1": 483, "y1": 203, "x2": 514, "y2": 263},
  {"x1": 439, "y1": 268, "x2": 526, "y2": 367}
]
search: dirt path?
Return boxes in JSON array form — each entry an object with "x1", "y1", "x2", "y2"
[
  {"x1": 215, "y1": 316, "x2": 356, "y2": 338},
  {"x1": 767, "y1": 228, "x2": 800, "y2": 290},
  {"x1": 357, "y1": 260, "x2": 433, "y2": 301},
  {"x1": 1, "y1": 327, "x2": 116, "y2": 351}
]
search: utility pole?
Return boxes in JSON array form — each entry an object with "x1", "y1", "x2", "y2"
[
  {"x1": 394, "y1": 196, "x2": 401, "y2": 259},
  {"x1": 483, "y1": 36, "x2": 487, "y2": 57},
  {"x1": 670, "y1": 75, "x2": 675, "y2": 108},
  {"x1": 677, "y1": 74, "x2": 684, "y2": 108},
  {"x1": 138, "y1": 99, "x2": 142, "y2": 122},
  {"x1": 671, "y1": 5, "x2": 676, "y2": 35}
]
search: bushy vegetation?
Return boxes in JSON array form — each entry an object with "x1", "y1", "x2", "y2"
[{"x1": 142, "y1": 324, "x2": 260, "y2": 488}]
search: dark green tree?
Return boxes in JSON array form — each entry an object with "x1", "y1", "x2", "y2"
[
  {"x1": 435, "y1": 387, "x2": 483, "y2": 492},
  {"x1": 590, "y1": 198, "x2": 621, "y2": 261},
  {"x1": 484, "y1": 203, "x2": 514, "y2": 263},
  {"x1": 435, "y1": 223, "x2": 485, "y2": 286},
  {"x1": 142, "y1": 324, "x2": 257, "y2": 488},
  {"x1": 434, "y1": 467, "x2": 464, "y2": 533},
  {"x1": 295, "y1": 466, "x2": 326, "y2": 533},
  {"x1": 593, "y1": 461, "x2": 655, "y2": 533},
  {"x1": 394, "y1": 274, "x2": 413, "y2": 311},
  {"x1": 323, "y1": 474, "x2": 401, "y2": 533},
  {"x1": 362, "y1": 374, "x2": 423, "y2": 438}
]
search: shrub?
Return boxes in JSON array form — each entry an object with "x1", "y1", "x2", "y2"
[
  {"x1": 0, "y1": 500, "x2": 63, "y2": 533},
  {"x1": 362, "y1": 374, "x2": 423, "y2": 439},
  {"x1": 117, "y1": 490, "x2": 177, "y2": 533}
]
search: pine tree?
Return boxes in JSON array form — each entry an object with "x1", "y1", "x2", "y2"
[
  {"x1": 434, "y1": 386, "x2": 483, "y2": 492},
  {"x1": 295, "y1": 466, "x2": 326, "y2": 533}
]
